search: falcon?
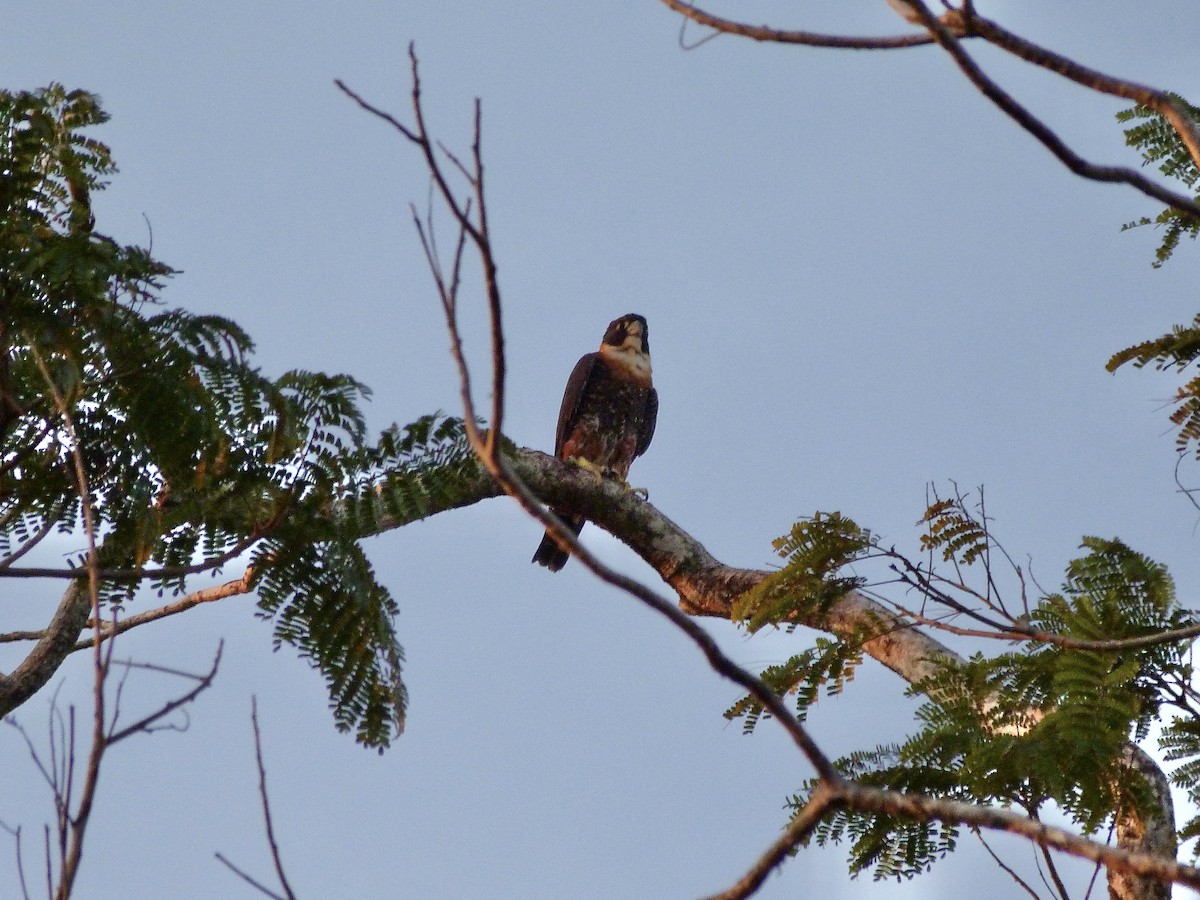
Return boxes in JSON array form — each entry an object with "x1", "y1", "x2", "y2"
[{"x1": 531, "y1": 313, "x2": 658, "y2": 571}]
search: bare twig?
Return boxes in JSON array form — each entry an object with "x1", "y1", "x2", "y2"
[
  {"x1": 215, "y1": 698, "x2": 298, "y2": 900},
  {"x1": 107, "y1": 643, "x2": 222, "y2": 744},
  {"x1": 0, "y1": 532, "x2": 263, "y2": 581},
  {"x1": 5, "y1": 647, "x2": 221, "y2": 898},
  {"x1": 0, "y1": 571, "x2": 255, "y2": 650},
  {"x1": 25, "y1": 341, "x2": 105, "y2": 900},
  {"x1": 968, "y1": 14, "x2": 1200, "y2": 173},
  {"x1": 973, "y1": 828, "x2": 1041, "y2": 900},
  {"x1": 707, "y1": 783, "x2": 839, "y2": 900},
  {"x1": 214, "y1": 853, "x2": 289, "y2": 900},
  {"x1": 0, "y1": 515, "x2": 59, "y2": 569},
  {"x1": 252, "y1": 698, "x2": 297, "y2": 900},
  {"x1": 0, "y1": 818, "x2": 33, "y2": 900},
  {"x1": 1040, "y1": 840, "x2": 1072, "y2": 900},
  {"x1": 656, "y1": 0, "x2": 935, "y2": 49}
]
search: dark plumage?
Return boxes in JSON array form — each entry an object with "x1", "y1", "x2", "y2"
[{"x1": 532, "y1": 314, "x2": 658, "y2": 571}]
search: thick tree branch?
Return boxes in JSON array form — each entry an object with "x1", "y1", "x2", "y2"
[
  {"x1": 1110, "y1": 745, "x2": 1177, "y2": 900},
  {"x1": 370, "y1": 447, "x2": 965, "y2": 684},
  {"x1": 0, "y1": 582, "x2": 90, "y2": 717},
  {"x1": 839, "y1": 780, "x2": 1197, "y2": 892}
]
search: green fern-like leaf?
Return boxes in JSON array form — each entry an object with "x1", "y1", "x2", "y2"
[
  {"x1": 1116, "y1": 95, "x2": 1200, "y2": 267},
  {"x1": 733, "y1": 512, "x2": 872, "y2": 632},
  {"x1": 918, "y1": 497, "x2": 990, "y2": 565},
  {"x1": 724, "y1": 637, "x2": 863, "y2": 732},
  {"x1": 1107, "y1": 315, "x2": 1200, "y2": 457}
]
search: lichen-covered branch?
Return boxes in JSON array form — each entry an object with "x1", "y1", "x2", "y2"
[{"x1": 0, "y1": 581, "x2": 90, "y2": 717}]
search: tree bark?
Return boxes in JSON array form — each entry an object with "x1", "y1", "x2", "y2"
[
  {"x1": 1112, "y1": 745, "x2": 1178, "y2": 900},
  {"x1": 0, "y1": 580, "x2": 90, "y2": 716}
]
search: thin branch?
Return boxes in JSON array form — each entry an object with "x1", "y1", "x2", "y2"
[
  {"x1": 362, "y1": 52, "x2": 843, "y2": 785},
  {"x1": 654, "y1": 0, "x2": 936, "y2": 49},
  {"x1": 76, "y1": 572, "x2": 253, "y2": 651},
  {"x1": 0, "y1": 570, "x2": 254, "y2": 650},
  {"x1": 1040, "y1": 841, "x2": 1072, "y2": 900},
  {"x1": 889, "y1": 0, "x2": 1200, "y2": 218},
  {"x1": 0, "y1": 515, "x2": 59, "y2": 570},
  {"x1": 970, "y1": 14, "x2": 1200, "y2": 173},
  {"x1": 251, "y1": 698, "x2": 297, "y2": 900},
  {"x1": 6, "y1": 644, "x2": 221, "y2": 898},
  {"x1": 106, "y1": 643, "x2": 222, "y2": 744},
  {"x1": 884, "y1": 547, "x2": 1200, "y2": 653},
  {"x1": 973, "y1": 828, "x2": 1041, "y2": 900},
  {"x1": 26, "y1": 340, "x2": 104, "y2": 900},
  {"x1": 213, "y1": 699, "x2": 297, "y2": 900},
  {"x1": 0, "y1": 532, "x2": 262, "y2": 581},
  {"x1": 214, "y1": 853, "x2": 288, "y2": 900},
  {"x1": 656, "y1": 0, "x2": 1200, "y2": 220},
  {"x1": 706, "y1": 783, "x2": 839, "y2": 900}
]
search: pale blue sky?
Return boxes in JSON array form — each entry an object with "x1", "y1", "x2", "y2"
[{"x1": 4, "y1": 2, "x2": 1200, "y2": 898}]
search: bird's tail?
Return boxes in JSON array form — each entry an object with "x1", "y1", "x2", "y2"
[{"x1": 531, "y1": 516, "x2": 585, "y2": 572}]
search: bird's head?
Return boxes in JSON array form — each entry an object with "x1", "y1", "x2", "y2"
[
  {"x1": 601, "y1": 314, "x2": 649, "y2": 355},
  {"x1": 599, "y1": 314, "x2": 652, "y2": 382}
]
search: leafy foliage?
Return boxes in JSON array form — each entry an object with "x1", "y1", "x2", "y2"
[
  {"x1": 1161, "y1": 719, "x2": 1200, "y2": 856},
  {"x1": 0, "y1": 86, "x2": 478, "y2": 749},
  {"x1": 760, "y1": 532, "x2": 1194, "y2": 881},
  {"x1": 1117, "y1": 94, "x2": 1200, "y2": 267},
  {"x1": 732, "y1": 512, "x2": 872, "y2": 633},
  {"x1": 1108, "y1": 312, "x2": 1200, "y2": 457},
  {"x1": 918, "y1": 497, "x2": 990, "y2": 565},
  {"x1": 799, "y1": 745, "x2": 959, "y2": 881},
  {"x1": 724, "y1": 637, "x2": 863, "y2": 734}
]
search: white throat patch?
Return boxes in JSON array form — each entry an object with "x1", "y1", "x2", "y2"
[{"x1": 600, "y1": 342, "x2": 652, "y2": 382}]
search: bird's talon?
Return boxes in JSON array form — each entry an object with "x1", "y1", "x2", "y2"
[{"x1": 567, "y1": 457, "x2": 606, "y2": 477}]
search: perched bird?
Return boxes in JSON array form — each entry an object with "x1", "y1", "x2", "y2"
[{"x1": 532, "y1": 314, "x2": 658, "y2": 571}]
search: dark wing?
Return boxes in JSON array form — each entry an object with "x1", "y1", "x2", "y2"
[
  {"x1": 554, "y1": 353, "x2": 599, "y2": 456},
  {"x1": 635, "y1": 386, "x2": 658, "y2": 458}
]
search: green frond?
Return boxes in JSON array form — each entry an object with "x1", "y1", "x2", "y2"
[
  {"x1": 724, "y1": 637, "x2": 863, "y2": 733},
  {"x1": 335, "y1": 414, "x2": 479, "y2": 538},
  {"x1": 1107, "y1": 314, "x2": 1200, "y2": 456},
  {"x1": 1116, "y1": 95, "x2": 1200, "y2": 267},
  {"x1": 733, "y1": 512, "x2": 872, "y2": 632},
  {"x1": 1106, "y1": 313, "x2": 1200, "y2": 374},
  {"x1": 253, "y1": 532, "x2": 405, "y2": 750},
  {"x1": 1158, "y1": 719, "x2": 1200, "y2": 858},
  {"x1": 918, "y1": 496, "x2": 990, "y2": 565},
  {"x1": 791, "y1": 744, "x2": 961, "y2": 881}
]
